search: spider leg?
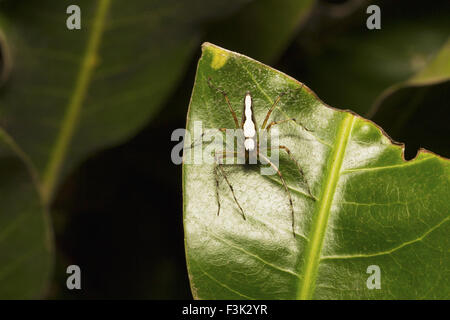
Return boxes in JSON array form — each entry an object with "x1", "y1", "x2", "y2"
[
  {"x1": 261, "y1": 84, "x2": 313, "y2": 132},
  {"x1": 214, "y1": 151, "x2": 246, "y2": 220},
  {"x1": 267, "y1": 118, "x2": 313, "y2": 133},
  {"x1": 266, "y1": 118, "x2": 296, "y2": 132},
  {"x1": 213, "y1": 165, "x2": 221, "y2": 216},
  {"x1": 261, "y1": 92, "x2": 286, "y2": 130},
  {"x1": 186, "y1": 128, "x2": 227, "y2": 150},
  {"x1": 261, "y1": 84, "x2": 306, "y2": 130},
  {"x1": 258, "y1": 152, "x2": 296, "y2": 237},
  {"x1": 207, "y1": 77, "x2": 241, "y2": 129},
  {"x1": 276, "y1": 145, "x2": 315, "y2": 200}
]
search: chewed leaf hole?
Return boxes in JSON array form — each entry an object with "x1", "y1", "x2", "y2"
[{"x1": 403, "y1": 143, "x2": 421, "y2": 161}]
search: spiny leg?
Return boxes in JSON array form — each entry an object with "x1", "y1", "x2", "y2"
[
  {"x1": 214, "y1": 151, "x2": 246, "y2": 220},
  {"x1": 258, "y1": 153, "x2": 296, "y2": 237},
  {"x1": 213, "y1": 165, "x2": 221, "y2": 216},
  {"x1": 186, "y1": 128, "x2": 228, "y2": 150},
  {"x1": 216, "y1": 163, "x2": 246, "y2": 220},
  {"x1": 277, "y1": 145, "x2": 314, "y2": 199},
  {"x1": 261, "y1": 84, "x2": 306, "y2": 130},
  {"x1": 261, "y1": 92, "x2": 286, "y2": 130},
  {"x1": 207, "y1": 77, "x2": 241, "y2": 129},
  {"x1": 266, "y1": 117, "x2": 312, "y2": 133},
  {"x1": 266, "y1": 118, "x2": 296, "y2": 132},
  {"x1": 261, "y1": 84, "x2": 312, "y2": 132}
]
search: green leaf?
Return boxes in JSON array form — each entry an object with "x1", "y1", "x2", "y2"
[
  {"x1": 369, "y1": 38, "x2": 450, "y2": 158},
  {"x1": 183, "y1": 43, "x2": 450, "y2": 299},
  {"x1": 0, "y1": 129, "x2": 52, "y2": 299},
  {"x1": 0, "y1": 0, "x2": 253, "y2": 298}
]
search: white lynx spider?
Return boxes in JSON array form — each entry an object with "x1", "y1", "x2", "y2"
[{"x1": 204, "y1": 78, "x2": 315, "y2": 237}]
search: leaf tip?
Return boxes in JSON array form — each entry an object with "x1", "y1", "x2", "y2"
[{"x1": 202, "y1": 42, "x2": 230, "y2": 70}]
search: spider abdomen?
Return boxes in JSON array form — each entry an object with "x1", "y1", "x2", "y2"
[{"x1": 243, "y1": 92, "x2": 256, "y2": 151}]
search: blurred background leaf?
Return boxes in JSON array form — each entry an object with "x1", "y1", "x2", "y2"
[
  {"x1": 0, "y1": 129, "x2": 52, "y2": 299},
  {"x1": 0, "y1": 0, "x2": 256, "y2": 298},
  {"x1": 283, "y1": 0, "x2": 450, "y2": 115},
  {"x1": 0, "y1": 0, "x2": 254, "y2": 202},
  {"x1": 206, "y1": 0, "x2": 316, "y2": 63},
  {"x1": 370, "y1": 39, "x2": 450, "y2": 159}
]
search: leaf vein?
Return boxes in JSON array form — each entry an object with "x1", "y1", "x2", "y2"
[
  {"x1": 342, "y1": 156, "x2": 435, "y2": 174},
  {"x1": 194, "y1": 260, "x2": 255, "y2": 299},
  {"x1": 321, "y1": 215, "x2": 450, "y2": 260},
  {"x1": 207, "y1": 231, "x2": 300, "y2": 278}
]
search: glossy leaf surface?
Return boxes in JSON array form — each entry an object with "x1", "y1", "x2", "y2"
[{"x1": 183, "y1": 43, "x2": 450, "y2": 299}]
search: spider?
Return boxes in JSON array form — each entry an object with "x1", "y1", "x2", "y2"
[{"x1": 205, "y1": 78, "x2": 314, "y2": 237}]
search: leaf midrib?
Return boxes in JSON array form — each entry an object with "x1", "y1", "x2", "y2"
[
  {"x1": 41, "y1": 0, "x2": 111, "y2": 204},
  {"x1": 297, "y1": 113, "x2": 355, "y2": 300}
]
